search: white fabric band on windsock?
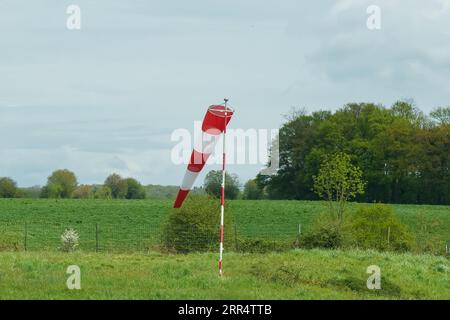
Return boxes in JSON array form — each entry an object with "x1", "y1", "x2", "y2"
[
  {"x1": 173, "y1": 104, "x2": 234, "y2": 208},
  {"x1": 180, "y1": 170, "x2": 200, "y2": 190}
]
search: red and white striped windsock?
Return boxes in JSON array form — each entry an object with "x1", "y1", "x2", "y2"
[{"x1": 173, "y1": 104, "x2": 234, "y2": 208}]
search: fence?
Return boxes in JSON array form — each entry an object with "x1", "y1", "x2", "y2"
[
  {"x1": 0, "y1": 222, "x2": 304, "y2": 253},
  {"x1": 0, "y1": 222, "x2": 448, "y2": 254}
]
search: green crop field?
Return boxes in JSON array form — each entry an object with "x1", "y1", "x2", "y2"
[
  {"x1": 0, "y1": 249, "x2": 448, "y2": 299},
  {"x1": 0, "y1": 199, "x2": 449, "y2": 252}
]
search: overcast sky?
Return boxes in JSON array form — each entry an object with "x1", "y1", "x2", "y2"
[{"x1": 1, "y1": 0, "x2": 450, "y2": 187}]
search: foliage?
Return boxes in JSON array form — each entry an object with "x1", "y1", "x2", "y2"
[
  {"x1": 430, "y1": 106, "x2": 450, "y2": 125},
  {"x1": 0, "y1": 177, "x2": 19, "y2": 198},
  {"x1": 41, "y1": 169, "x2": 78, "y2": 199},
  {"x1": 301, "y1": 215, "x2": 345, "y2": 249},
  {"x1": 93, "y1": 186, "x2": 112, "y2": 199},
  {"x1": 162, "y1": 196, "x2": 234, "y2": 253},
  {"x1": 124, "y1": 178, "x2": 146, "y2": 199},
  {"x1": 144, "y1": 184, "x2": 179, "y2": 198},
  {"x1": 71, "y1": 185, "x2": 94, "y2": 199},
  {"x1": 243, "y1": 179, "x2": 263, "y2": 200},
  {"x1": 60, "y1": 228, "x2": 79, "y2": 252},
  {"x1": 348, "y1": 205, "x2": 413, "y2": 252},
  {"x1": 313, "y1": 153, "x2": 365, "y2": 222},
  {"x1": 143, "y1": 185, "x2": 206, "y2": 199},
  {"x1": 104, "y1": 173, "x2": 128, "y2": 199},
  {"x1": 258, "y1": 101, "x2": 450, "y2": 205},
  {"x1": 104, "y1": 174, "x2": 145, "y2": 199},
  {"x1": 18, "y1": 186, "x2": 41, "y2": 199},
  {"x1": 203, "y1": 170, "x2": 240, "y2": 200}
]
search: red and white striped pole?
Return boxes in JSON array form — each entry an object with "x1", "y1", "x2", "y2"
[{"x1": 219, "y1": 98, "x2": 228, "y2": 277}]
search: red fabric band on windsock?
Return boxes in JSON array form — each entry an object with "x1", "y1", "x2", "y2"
[
  {"x1": 173, "y1": 105, "x2": 233, "y2": 208},
  {"x1": 173, "y1": 189, "x2": 189, "y2": 208}
]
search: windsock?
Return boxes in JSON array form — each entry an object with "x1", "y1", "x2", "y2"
[{"x1": 173, "y1": 104, "x2": 234, "y2": 208}]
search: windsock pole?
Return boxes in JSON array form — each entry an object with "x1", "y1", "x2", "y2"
[{"x1": 219, "y1": 98, "x2": 228, "y2": 277}]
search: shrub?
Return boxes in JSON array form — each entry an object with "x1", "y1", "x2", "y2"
[
  {"x1": 301, "y1": 217, "x2": 345, "y2": 249},
  {"x1": 348, "y1": 205, "x2": 413, "y2": 252},
  {"x1": 60, "y1": 229, "x2": 79, "y2": 252},
  {"x1": 161, "y1": 196, "x2": 234, "y2": 253}
]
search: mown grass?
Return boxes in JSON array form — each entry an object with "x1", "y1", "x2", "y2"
[
  {"x1": 0, "y1": 199, "x2": 448, "y2": 252},
  {"x1": 0, "y1": 249, "x2": 448, "y2": 299}
]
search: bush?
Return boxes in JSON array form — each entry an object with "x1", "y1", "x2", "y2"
[
  {"x1": 301, "y1": 217, "x2": 344, "y2": 249},
  {"x1": 348, "y1": 204, "x2": 413, "y2": 252},
  {"x1": 161, "y1": 196, "x2": 234, "y2": 253},
  {"x1": 60, "y1": 229, "x2": 80, "y2": 252}
]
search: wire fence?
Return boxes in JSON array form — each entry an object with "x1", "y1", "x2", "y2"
[
  {"x1": 0, "y1": 222, "x2": 448, "y2": 255},
  {"x1": 0, "y1": 222, "x2": 303, "y2": 253}
]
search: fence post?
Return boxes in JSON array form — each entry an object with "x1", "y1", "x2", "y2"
[
  {"x1": 24, "y1": 223, "x2": 28, "y2": 251},
  {"x1": 296, "y1": 223, "x2": 301, "y2": 247},
  {"x1": 387, "y1": 226, "x2": 391, "y2": 248},
  {"x1": 234, "y1": 224, "x2": 238, "y2": 252},
  {"x1": 95, "y1": 223, "x2": 99, "y2": 253},
  {"x1": 446, "y1": 240, "x2": 450, "y2": 255}
]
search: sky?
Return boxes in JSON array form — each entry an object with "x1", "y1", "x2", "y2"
[{"x1": 1, "y1": 0, "x2": 450, "y2": 187}]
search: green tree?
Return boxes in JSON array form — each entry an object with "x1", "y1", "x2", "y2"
[
  {"x1": 313, "y1": 153, "x2": 365, "y2": 222},
  {"x1": 93, "y1": 186, "x2": 112, "y2": 199},
  {"x1": 41, "y1": 169, "x2": 78, "y2": 198},
  {"x1": 124, "y1": 178, "x2": 146, "y2": 199},
  {"x1": 243, "y1": 179, "x2": 262, "y2": 200},
  {"x1": 257, "y1": 101, "x2": 449, "y2": 205},
  {"x1": 203, "y1": 170, "x2": 240, "y2": 200},
  {"x1": 71, "y1": 185, "x2": 94, "y2": 199},
  {"x1": 0, "y1": 177, "x2": 19, "y2": 198},
  {"x1": 430, "y1": 106, "x2": 450, "y2": 125},
  {"x1": 104, "y1": 173, "x2": 128, "y2": 199}
]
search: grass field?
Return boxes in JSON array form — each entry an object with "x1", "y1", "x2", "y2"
[
  {"x1": 0, "y1": 199, "x2": 449, "y2": 252},
  {"x1": 0, "y1": 249, "x2": 448, "y2": 299}
]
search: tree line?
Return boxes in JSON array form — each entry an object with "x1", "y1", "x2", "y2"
[
  {"x1": 0, "y1": 170, "x2": 242, "y2": 200},
  {"x1": 249, "y1": 101, "x2": 450, "y2": 204},
  {"x1": 0, "y1": 170, "x2": 146, "y2": 200}
]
